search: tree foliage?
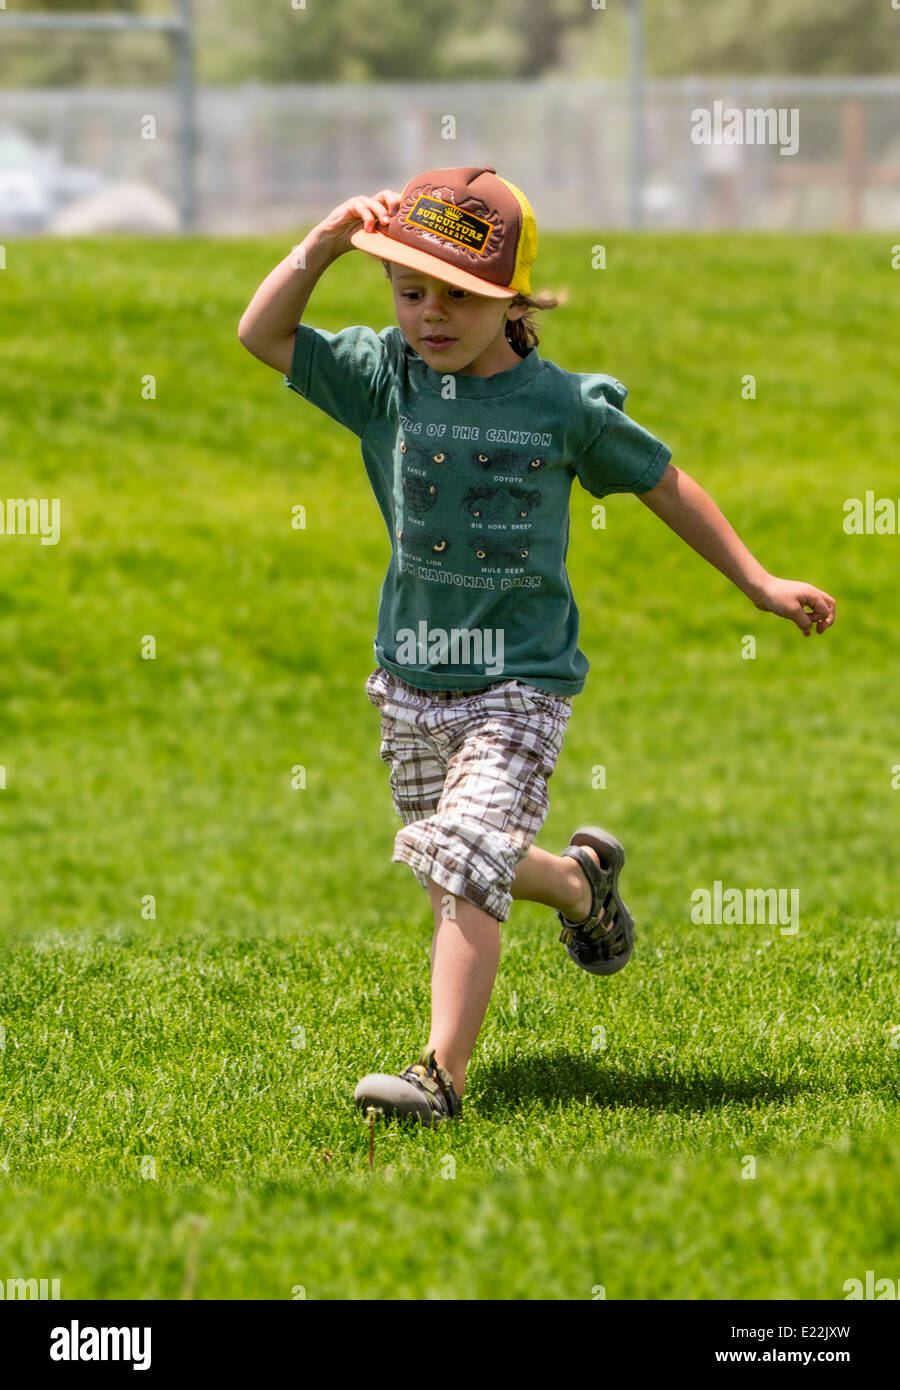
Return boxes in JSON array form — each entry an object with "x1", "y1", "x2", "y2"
[{"x1": 1, "y1": 0, "x2": 898, "y2": 88}]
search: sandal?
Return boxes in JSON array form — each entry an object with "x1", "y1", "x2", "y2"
[
  {"x1": 557, "y1": 826, "x2": 635, "y2": 976},
  {"x1": 354, "y1": 1045, "x2": 462, "y2": 1126}
]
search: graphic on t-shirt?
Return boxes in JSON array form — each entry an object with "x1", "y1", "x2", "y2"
[
  {"x1": 469, "y1": 538, "x2": 531, "y2": 566},
  {"x1": 398, "y1": 437, "x2": 545, "y2": 578},
  {"x1": 463, "y1": 484, "x2": 542, "y2": 522},
  {"x1": 399, "y1": 440, "x2": 452, "y2": 466},
  {"x1": 401, "y1": 474, "x2": 439, "y2": 517},
  {"x1": 396, "y1": 529, "x2": 452, "y2": 557},
  {"x1": 471, "y1": 448, "x2": 547, "y2": 476}
]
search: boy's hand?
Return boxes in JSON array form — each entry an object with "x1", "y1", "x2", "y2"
[
  {"x1": 313, "y1": 189, "x2": 402, "y2": 257},
  {"x1": 239, "y1": 188, "x2": 402, "y2": 371},
  {"x1": 751, "y1": 576, "x2": 836, "y2": 636}
]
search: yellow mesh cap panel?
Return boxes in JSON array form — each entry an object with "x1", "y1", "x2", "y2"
[{"x1": 497, "y1": 176, "x2": 538, "y2": 295}]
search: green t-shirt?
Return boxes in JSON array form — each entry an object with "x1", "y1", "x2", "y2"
[{"x1": 284, "y1": 324, "x2": 671, "y2": 696}]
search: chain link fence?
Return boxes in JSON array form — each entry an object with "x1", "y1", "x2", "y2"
[{"x1": 2, "y1": 76, "x2": 899, "y2": 234}]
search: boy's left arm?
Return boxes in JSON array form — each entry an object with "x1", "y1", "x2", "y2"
[{"x1": 637, "y1": 464, "x2": 836, "y2": 636}]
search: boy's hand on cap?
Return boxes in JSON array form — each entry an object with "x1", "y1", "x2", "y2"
[
  {"x1": 313, "y1": 190, "x2": 402, "y2": 256},
  {"x1": 752, "y1": 576, "x2": 836, "y2": 636}
]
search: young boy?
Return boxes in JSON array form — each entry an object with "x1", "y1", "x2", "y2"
[{"x1": 238, "y1": 166, "x2": 835, "y2": 1127}]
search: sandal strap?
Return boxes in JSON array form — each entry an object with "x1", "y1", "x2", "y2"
[
  {"x1": 400, "y1": 1048, "x2": 461, "y2": 1117},
  {"x1": 559, "y1": 845, "x2": 611, "y2": 928}
]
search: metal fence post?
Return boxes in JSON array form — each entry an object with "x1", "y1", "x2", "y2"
[
  {"x1": 174, "y1": 0, "x2": 196, "y2": 231},
  {"x1": 628, "y1": 0, "x2": 645, "y2": 230}
]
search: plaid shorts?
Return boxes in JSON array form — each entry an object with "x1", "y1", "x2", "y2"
[{"x1": 364, "y1": 665, "x2": 573, "y2": 922}]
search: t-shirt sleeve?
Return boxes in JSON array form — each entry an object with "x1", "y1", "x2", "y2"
[
  {"x1": 283, "y1": 323, "x2": 392, "y2": 438},
  {"x1": 572, "y1": 375, "x2": 672, "y2": 498}
]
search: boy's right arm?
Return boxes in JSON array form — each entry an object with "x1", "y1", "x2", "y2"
[{"x1": 237, "y1": 189, "x2": 401, "y2": 375}]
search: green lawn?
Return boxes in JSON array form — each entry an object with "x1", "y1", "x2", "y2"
[{"x1": 0, "y1": 233, "x2": 898, "y2": 1299}]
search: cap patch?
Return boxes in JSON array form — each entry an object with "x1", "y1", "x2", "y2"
[{"x1": 404, "y1": 194, "x2": 493, "y2": 254}]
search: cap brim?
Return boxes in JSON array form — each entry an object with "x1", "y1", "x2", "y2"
[{"x1": 349, "y1": 227, "x2": 517, "y2": 299}]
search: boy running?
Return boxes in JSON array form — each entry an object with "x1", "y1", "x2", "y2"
[{"x1": 238, "y1": 166, "x2": 835, "y2": 1125}]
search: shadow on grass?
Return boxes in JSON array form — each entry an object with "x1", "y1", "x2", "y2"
[{"x1": 472, "y1": 1050, "x2": 802, "y2": 1115}]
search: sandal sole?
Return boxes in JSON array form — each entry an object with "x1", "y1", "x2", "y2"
[{"x1": 354, "y1": 1074, "x2": 447, "y2": 1126}]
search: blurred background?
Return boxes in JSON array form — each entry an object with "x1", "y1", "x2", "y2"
[{"x1": 1, "y1": 0, "x2": 899, "y2": 236}]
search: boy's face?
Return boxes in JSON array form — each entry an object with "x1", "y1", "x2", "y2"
[{"x1": 387, "y1": 264, "x2": 527, "y2": 377}]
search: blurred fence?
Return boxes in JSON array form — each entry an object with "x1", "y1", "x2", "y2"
[{"x1": 2, "y1": 76, "x2": 899, "y2": 235}]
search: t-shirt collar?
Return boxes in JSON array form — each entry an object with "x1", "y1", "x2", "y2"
[{"x1": 409, "y1": 340, "x2": 542, "y2": 398}]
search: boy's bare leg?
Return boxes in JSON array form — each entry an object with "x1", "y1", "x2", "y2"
[
  {"x1": 424, "y1": 882, "x2": 500, "y2": 1101},
  {"x1": 510, "y1": 843, "x2": 600, "y2": 920},
  {"x1": 423, "y1": 845, "x2": 600, "y2": 1099}
]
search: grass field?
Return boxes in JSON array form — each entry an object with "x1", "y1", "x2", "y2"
[{"x1": 1, "y1": 233, "x2": 898, "y2": 1300}]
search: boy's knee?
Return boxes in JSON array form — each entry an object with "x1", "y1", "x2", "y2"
[
  {"x1": 426, "y1": 876, "x2": 498, "y2": 925},
  {"x1": 394, "y1": 816, "x2": 516, "y2": 923}
]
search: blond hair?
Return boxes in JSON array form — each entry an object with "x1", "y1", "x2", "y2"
[{"x1": 504, "y1": 288, "x2": 561, "y2": 355}]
